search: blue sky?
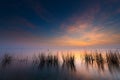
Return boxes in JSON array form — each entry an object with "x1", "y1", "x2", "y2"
[{"x1": 0, "y1": 0, "x2": 120, "y2": 48}]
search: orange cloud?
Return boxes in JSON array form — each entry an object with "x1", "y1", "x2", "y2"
[
  {"x1": 51, "y1": 3, "x2": 120, "y2": 47},
  {"x1": 66, "y1": 23, "x2": 91, "y2": 34},
  {"x1": 49, "y1": 28, "x2": 120, "y2": 47},
  {"x1": 50, "y1": 8, "x2": 120, "y2": 47}
]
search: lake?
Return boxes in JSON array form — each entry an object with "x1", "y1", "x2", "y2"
[{"x1": 0, "y1": 48, "x2": 120, "y2": 80}]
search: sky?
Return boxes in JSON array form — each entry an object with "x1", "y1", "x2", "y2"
[{"x1": 0, "y1": 0, "x2": 120, "y2": 48}]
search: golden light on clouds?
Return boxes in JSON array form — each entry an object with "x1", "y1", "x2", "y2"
[
  {"x1": 49, "y1": 22, "x2": 120, "y2": 47},
  {"x1": 46, "y1": 4, "x2": 120, "y2": 47}
]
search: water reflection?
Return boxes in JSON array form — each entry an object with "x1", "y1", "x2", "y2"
[
  {"x1": 1, "y1": 54, "x2": 12, "y2": 69},
  {"x1": 106, "y1": 51, "x2": 120, "y2": 73},
  {"x1": 95, "y1": 53, "x2": 104, "y2": 72},
  {"x1": 84, "y1": 53, "x2": 94, "y2": 69},
  {"x1": 32, "y1": 53, "x2": 76, "y2": 72},
  {"x1": 62, "y1": 54, "x2": 76, "y2": 72},
  {"x1": 0, "y1": 50, "x2": 120, "y2": 80},
  {"x1": 37, "y1": 54, "x2": 59, "y2": 69},
  {"x1": 84, "y1": 50, "x2": 120, "y2": 73}
]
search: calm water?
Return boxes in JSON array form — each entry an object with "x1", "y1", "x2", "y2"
[{"x1": 0, "y1": 48, "x2": 120, "y2": 80}]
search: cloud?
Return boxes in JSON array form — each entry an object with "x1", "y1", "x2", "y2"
[
  {"x1": 113, "y1": 8, "x2": 120, "y2": 15},
  {"x1": 26, "y1": 0, "x2": 56, "y2": 23},
  {"x1": 1, "y1": 16, "x2": 36, "y2": 29},
  {"x1": 0, "y1": 27, "x2": 48, "y2": 46},
  {"x1": 117, "y1": 9, "x2": 120, "y2": 13},
  {"x1": 18, "y1": 18, "x2": 36, "y2": 29},
  {"x1": 0, "y1": 16, "x2": 37, "y2": 44},
  {"x1": 49, "y1": 26, "x2": 120, "y2": 46},
  {"x1": 60, "y1": 4, "x2": 100, "y2": 29},
  {"x1": 48, "y1": 4, "x2": 120, "y2": 47},
  {"x1": 105, "y1": 0, "x2": 120, "y2": 3}
]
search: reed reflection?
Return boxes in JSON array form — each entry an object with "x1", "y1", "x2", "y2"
[
  {"x1": 37, "y1": 54, "x2": 59, "y2": 69},
  {"x1": 106, "y1": 51, "x2": 120, "y2": 73},
  {"x1": 32, "y1": 53, "x2": 76, "y2": 72},
  {"x1": 0, "y1": 50, "x2": 120, "y2": 80},
  {"x1": 95, "y1": 53, "x2": 104, "y2": 71},
  {"x1": 62, "y1": 54, "x2": 76, "y2": 72},
  {"x1": 1, "y1": 54, "x2": 12, "y2": 69},
  {"x1": 84, "y1": 53, "x2": 94, "y2": 69},
  {"x1": 84, "y1": 50, "x2": 120, "y2": 73}
]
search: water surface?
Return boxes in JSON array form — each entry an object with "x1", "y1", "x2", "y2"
[{"x1": 0, "y1": 48, "x2": 120, "y2": 80}]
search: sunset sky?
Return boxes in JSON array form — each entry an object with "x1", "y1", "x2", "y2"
[{"x1": 0, "y1": 0, "x2": 120, "y2": 48}]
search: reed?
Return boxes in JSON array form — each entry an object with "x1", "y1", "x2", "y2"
[
  {"x1": 37, "y1": 53, "x2": 59, "y2": 69},
  {"x1": 62, "y1": 54, "x2": 75, "y2": 71},
  {"x1": 1, "y1": 54, "x2": 12, "y2": 68},
  {"x1": 106, "y1": 50, "x2": 119, "y2": 68}
]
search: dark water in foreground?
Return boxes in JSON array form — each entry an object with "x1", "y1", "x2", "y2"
[{"x1": 0, "y1": 49, "x2": 120, "y2": 80}]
